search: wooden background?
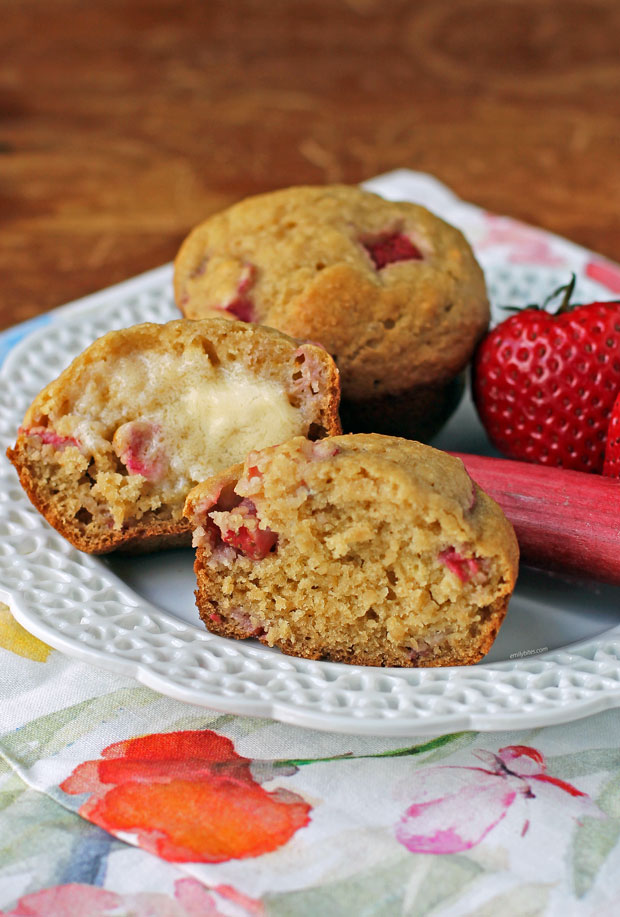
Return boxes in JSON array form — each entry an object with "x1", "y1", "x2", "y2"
[{"x1": 2, "y1": 0, "x2": 620, "y2": 330}]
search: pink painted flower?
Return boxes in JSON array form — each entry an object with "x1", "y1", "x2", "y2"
[
  {"x1": 396, "y1": 744, "x2": 605, "y2": 854},
  {"x1": 586, "y1": 258, "x2": 620, "y2": 294},
  {"x1": 0, "y1": 878, "x2": 257, "y2": 917},
  {"x1": 477, "y1": 215, "x2": 567, "y2": 266}
]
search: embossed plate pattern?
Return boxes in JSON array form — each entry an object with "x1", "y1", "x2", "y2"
[{"x1": 2, "y1": 171, "x2": 620, "y2": 736}]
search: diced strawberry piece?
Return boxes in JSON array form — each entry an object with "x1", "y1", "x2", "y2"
[
  {"x1": 216, "y1": 499, "x2": 278, "y2": 560},
  {"x1": 219, "y1": 262, "x2": 257, "y2": 322},
  {"x1": 312, "y1": 440, "x2": 340, "y2": 459},
  {"x1": 22, "y1": 426, "x2": 79, "y2": 450},
  {"x1": 229, "y1": 608, "x2": 267, "y2": 638},
  {"x1": 300, "y1": 439, "x2": 340, "y2": 461},
  {"x1": 221, "y1": 525, "x2": 277, "y2": 560},
  {"x1": 196, "y1": 481, "x2": 241, "y2": 517},
  {"x1": 223, "y1": 296, "x2": 256, "y2": 322},
  {"x1": 189, "y1": 256, "x2": 208, "y2": 279},
  {"x1": 363, "y1": 233, "x2": 423, "y2": 269},
  {"x1": 113, "y1": 421, "x2": 167, "y2": 482},
  {"x1": 439, "y1": 547, "x2": 481, "y2": 583}
]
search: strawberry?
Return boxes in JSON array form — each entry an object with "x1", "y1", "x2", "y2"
[
  {"x1": 603, "y1": 391, "x2": 620, "y2": 476},
  {"x1": 21, "y1": 426, "x2": 79, "y2": 451},
  {"x1": 218, "y1": 263, "x2": 257, "y2": 323},
  {"x1": 472, "y1": 276, "x2": 620, "y2": 472},
  {"x1": 113, "y1": 420, "x2": 167, "y2": 481},
  {"x1": 363, "y1": 232, "x2": 423, "y2": 269},
  {"x1": 218, "y1": 499, "x2": 278, "y2": 560},
  {"x1": 438, "y1": 547, "x2": 482, "y2": 583}
]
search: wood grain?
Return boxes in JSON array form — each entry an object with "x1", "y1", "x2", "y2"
[{"x1": 2, "y1": 0, "x2": 620, "y2": 329}]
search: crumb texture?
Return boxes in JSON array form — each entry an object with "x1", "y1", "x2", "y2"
[
  {"x1": 7, "y1": 319, "x2": 340, "y2": 553},
  {"x1": 185, "y1": 434, "x2": 519, "y2": 667}
]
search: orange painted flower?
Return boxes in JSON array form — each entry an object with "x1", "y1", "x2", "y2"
[{"x1": 60, "y1": 730, "x2": 311, "y2": 863}]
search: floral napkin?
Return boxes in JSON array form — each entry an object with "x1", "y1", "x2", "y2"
[{"x1": 2, "y1": 171, "x2": 620, "y2": 916}]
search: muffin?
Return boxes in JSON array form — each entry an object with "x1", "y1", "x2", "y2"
[
  {"x1": 184, "y1": 434, "x2": 519, "y2": 667},
  {"x1": 7, "y1": 319, "x2": 341, "y2": 554},
  {"x1": 174, "y1": 185, "x2": 489, "y2": 440}
]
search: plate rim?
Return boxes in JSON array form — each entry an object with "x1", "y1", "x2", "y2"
[
  {"x1": 3, "y1": 582, "x2": 620, "y2": 737},
  {"x1": 3, "y1": 174, "x2": 620, "y2": 737}
]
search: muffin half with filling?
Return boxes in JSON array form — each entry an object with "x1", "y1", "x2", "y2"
[{"x1": 7, "y1": 319, "x2": 340, "y2": 553}]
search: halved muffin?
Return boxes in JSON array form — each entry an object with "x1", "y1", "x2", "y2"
[
  {"x1": 184, "y1": 434, "x2": 519, "y2": 667},
  {"x1": 7, "y1": 319, "x2": 340, "y2": 553}
]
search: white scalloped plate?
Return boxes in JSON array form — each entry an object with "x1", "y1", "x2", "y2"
[{"x1": 3, "y1": 173, "x2": 620, "y2": 736}]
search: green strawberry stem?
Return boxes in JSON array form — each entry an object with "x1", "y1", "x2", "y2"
[
  {"x1": 501, "y1": 273, "x2": 577, "y2": 314},
  {"x1": 542, "y1": 272, "x2": 576, "y2": 314},
  {"x1": 273, "y1": 732, "x2": 465, "y2": 768}
]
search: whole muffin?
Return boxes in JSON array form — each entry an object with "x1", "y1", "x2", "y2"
[
  {"x1": 7, "y1": 319, "x2": 340, "y2": 553},
  {"x1": 184, "y1": 434, "x2": 519, "y2": 667},
  {"x1": 174, "y1": 185, "x2": 489, "y2": 440}
]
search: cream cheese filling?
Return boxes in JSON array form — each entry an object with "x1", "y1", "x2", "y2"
[{"x1": 57, "y1": 348, "x2": 302, "y2": 500}]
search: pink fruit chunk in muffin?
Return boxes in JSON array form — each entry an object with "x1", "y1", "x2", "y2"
[
  {"x1": 209, "y1": 498, "x2": 278, "y2": 561},
  {"x1": 21, "y1": 426, "x2": 79, "y2": 450},
  {"x1": 438, "y1": 547, "x2": 483, "y2": 583},
  {"x1": 362, "y1": 232, "x2": 423, "y2": 269},
  {"x1": 112, "y1": 421, "x2": 168, "y2": 482},
  {"x1": 217, "y1": 263, "x2": 257, "y2": 322}
]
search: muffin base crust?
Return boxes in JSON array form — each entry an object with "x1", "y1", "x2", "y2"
[
  {"x1": 339, "y1": 373, "x2": 466, "y2": 440},
  {"x1": 194, "y1": 563, "x2": 511, "y2": 667}
]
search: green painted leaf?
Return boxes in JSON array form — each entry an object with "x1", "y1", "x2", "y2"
[
  {"x1": 0, "y1": 766, "x2": 119, "y2": 897},
  {"x1": 0, "y1": 766, "x2": 28, "y2": 815},
  {"x1": 408, "y1": 854, "x2": 484, "y2": 917},
  {"x1": 264, "y1": 855, "x2": 413, "y2": 917},
  {"x1": 264, "y1": 852, "x2": 482, "y2": 917},
  {"x1": 546, "y1": 748, "x2": 620, "y2": 779},
  {"x1": 415, "y1": 730, "x2": 478, "y2": 765},
  {"x1": 465, "y1": 883, "x2": 551, "y2": 917},
  {"x1": 168, "y1": 711, "x2": 239, "y2": 734},
  {"x1": 278, "y1": 732, "x2": 474, "y2": 769},
  {"x1": 572, "y1": 769, "x2": 620, "y2": 898},
  {"x1": 0, "y1": 687, "x2": 156, "y2": 768}
]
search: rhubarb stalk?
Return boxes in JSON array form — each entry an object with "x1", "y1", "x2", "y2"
[{"x1": 452, "y1": 452, "x2": 620, "y2": 586}]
